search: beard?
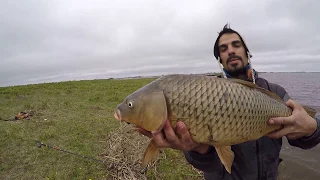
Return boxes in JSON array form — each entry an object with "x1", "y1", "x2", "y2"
[
  {"x1": 225, "y1": 54, "x2": 247, "y2": 76},
  {"x1": 226, "y1": 66, "x2": 247, "y2": 77}
]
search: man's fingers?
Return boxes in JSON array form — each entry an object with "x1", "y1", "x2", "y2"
[
  {"x1": 267, "y1": 128, "x2": 291, "y2": 139},
  {"x1": 269, "y1": 116, "x2": 293, "y2": 125},
  {"x1": 136, "y1": 128, "x2": 152, "y2": 138},
  {"x1": 152, "y1": 131, "x2": 171, "y2": 148},
  {"x1": 163, "y1": 120, "x2": 179, "y2": 144},
  {"x1": 176, "y1": 121, "x2": 193, "y2": 148}
]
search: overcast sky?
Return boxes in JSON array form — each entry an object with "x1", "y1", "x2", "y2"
[{"x1": 0, "y1": 0, "x2": 319, "y2": 87}]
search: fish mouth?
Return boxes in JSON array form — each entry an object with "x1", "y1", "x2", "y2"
[
  {"x1": 114, "y1": 109, "x2": 131, "y2": 124},
  {"x1": 114, "y1": 109, "x2": 122, "y2": 121}
]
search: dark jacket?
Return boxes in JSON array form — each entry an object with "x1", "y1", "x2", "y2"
[{"x1": 183, "y1": 72, "x2": 320, "y2": 180}]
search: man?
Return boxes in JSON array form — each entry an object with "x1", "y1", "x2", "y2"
[{"x1": 137, "y1": 24, "x2": 320, "y2": 180}]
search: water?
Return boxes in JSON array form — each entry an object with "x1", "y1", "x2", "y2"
[{"x1": 260, "y1": 72, "x2": 320, "y2": 108}]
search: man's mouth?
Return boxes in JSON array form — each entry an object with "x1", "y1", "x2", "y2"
[
  {"x1": 229, "y1": 58, "x2": 241, "y2": 65},
  {"x1": 227, "y1": 55, "x2": 242, "y2": 64},
  {"x1": 230, "y1": 58, "x2": 239, "y2": 62}
]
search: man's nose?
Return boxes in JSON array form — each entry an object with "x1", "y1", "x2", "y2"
[{"x1": 227, "y1": 46, "x2": 235, "y2": 55}]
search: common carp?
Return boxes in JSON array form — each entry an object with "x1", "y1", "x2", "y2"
[{"x1": 113, "y1": 74, "x2": 316, "y2": 174}]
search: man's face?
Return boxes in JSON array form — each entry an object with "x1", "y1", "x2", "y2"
[{"x1": 218, "y1": 33, "x2": 248, "y2": 73}]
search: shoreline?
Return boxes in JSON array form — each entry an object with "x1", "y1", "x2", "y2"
[
  {"x1": 1, "y1": 71, "x2": 320, "y2": 88},
  {"x1": 279, "y1": 138, "x2": 320, "y2": 180}
]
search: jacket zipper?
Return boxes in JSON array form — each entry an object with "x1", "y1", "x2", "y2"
[{"x1": 256, "y1": 140, "x2": 261, "y2": 179}]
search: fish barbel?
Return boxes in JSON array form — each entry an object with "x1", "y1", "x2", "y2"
[{"x1": 113, "y1": 74, "x2": 316, "y2": 174}]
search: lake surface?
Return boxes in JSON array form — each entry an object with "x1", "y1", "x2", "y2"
[{"x1": 259, "y1": 72, "x2": 320, "y2": 108}]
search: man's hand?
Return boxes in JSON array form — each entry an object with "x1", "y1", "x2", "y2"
[
  {"x1": 267, "y1": 99, "x2": 318, "y2": 140},
  {"x1": 136, "y1": 120, "x2": 210, "y2": 154}
]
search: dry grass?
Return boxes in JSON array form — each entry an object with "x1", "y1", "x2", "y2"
[
  {"x1": 100, "y1": 123, "x2": 157, "y2": 180},
  {"x1": 100, "y1": 123, "x2": 204, "y2": 180}
]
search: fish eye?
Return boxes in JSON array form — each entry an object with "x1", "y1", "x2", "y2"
[{"x1": 128, "y1": 101, "x2": 134, "y2": 108}]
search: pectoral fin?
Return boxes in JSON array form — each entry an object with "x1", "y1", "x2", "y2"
[
  {"x1": 141, "y1": 139, "x2": 161, "y2": 167},
  {"x1": 215, "y1": 146, "x2": 234, "y2": 174}
]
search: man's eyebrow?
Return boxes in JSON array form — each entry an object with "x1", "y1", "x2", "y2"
[
  {"x1": 219, "y1": 44, "x2": 227, "y2": 48},
  {"x1": 219, "y1": 40, "x2": 241, "y2": 47},
  {"x1": 232, "y1": 40, "x2": 242, "y2": 43}
]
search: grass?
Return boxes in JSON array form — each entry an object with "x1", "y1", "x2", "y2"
[{"x1": 0, "y1": 78, "x2": 203, "y2": 180}]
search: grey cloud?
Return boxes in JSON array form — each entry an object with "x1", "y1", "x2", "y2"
[{"x1": 0, "y1": 0, "x2": 319, "y2": 87}]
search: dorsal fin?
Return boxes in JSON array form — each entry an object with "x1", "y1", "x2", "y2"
[
  {"x1": 227, "y1": 78, "x2": 317, "y2": 117},
  {"x1": 302, "y1": 105, "x2": 317, "y2": 118},
  {"x1": 228, "y1": 78, "x2": 285, "y2": 104}
]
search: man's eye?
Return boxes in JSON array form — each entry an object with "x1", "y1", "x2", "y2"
[
  {"x1": 232, "y1": 41, "x2": 242, "y2": 47},
  {"x1": 221, "y1": 48, "x2": 226, "y2": 52}
]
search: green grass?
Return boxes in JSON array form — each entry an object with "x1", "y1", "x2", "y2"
[{"x1": 0, "y1": 78, "x2": 203, "y2": 180}]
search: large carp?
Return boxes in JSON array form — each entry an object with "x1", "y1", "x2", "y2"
[{"x1": 113, "y1": 74, "x2": 316, "y2": 174}]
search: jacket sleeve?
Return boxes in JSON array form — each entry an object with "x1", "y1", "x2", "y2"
[
  {"x1": 183, "y1": 146, "x2": 224, "y2": 173},
  {"x1": 269, "y1": 82, "x2": 320, "y2": 149}
]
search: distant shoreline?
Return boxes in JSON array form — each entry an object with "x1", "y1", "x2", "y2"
[
  {"x1": 102, "y1": 71, "x2": 320, "y2": 82},
  {"x1": 1, "y1": 71, "x2": 319, "y2": 88}
]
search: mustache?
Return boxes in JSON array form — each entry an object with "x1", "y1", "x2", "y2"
[{"x1": 227, "y1": 55, "x2": 242, "y2": 64}]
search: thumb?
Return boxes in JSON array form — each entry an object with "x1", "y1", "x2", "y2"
[
  {"x1": 286, "y1": 99, "x2": 301, "y2": 110},
  {"x1": 285, "y1": 99, "x2": 295, "y2": 107}
]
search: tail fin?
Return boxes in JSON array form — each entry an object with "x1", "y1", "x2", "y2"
[
  {"x1": 302, "y1": 105, "x2": 317, "y2": 118},
  {"x1": 141, "y1": 139, "x2": 161, "y2": 167}
]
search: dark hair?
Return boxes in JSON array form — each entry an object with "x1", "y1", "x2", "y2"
[{"x1": 213, "y1": 23, "x2": 252, "y2": 62}]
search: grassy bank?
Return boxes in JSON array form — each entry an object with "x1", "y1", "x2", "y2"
[{"x1": 0, "y1": 78, "x2": 203, "y2": 180}]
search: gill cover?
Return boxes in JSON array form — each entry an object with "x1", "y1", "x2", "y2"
[{"x1": 132, "y1": 90, "x2": 168, "y2": 132}]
